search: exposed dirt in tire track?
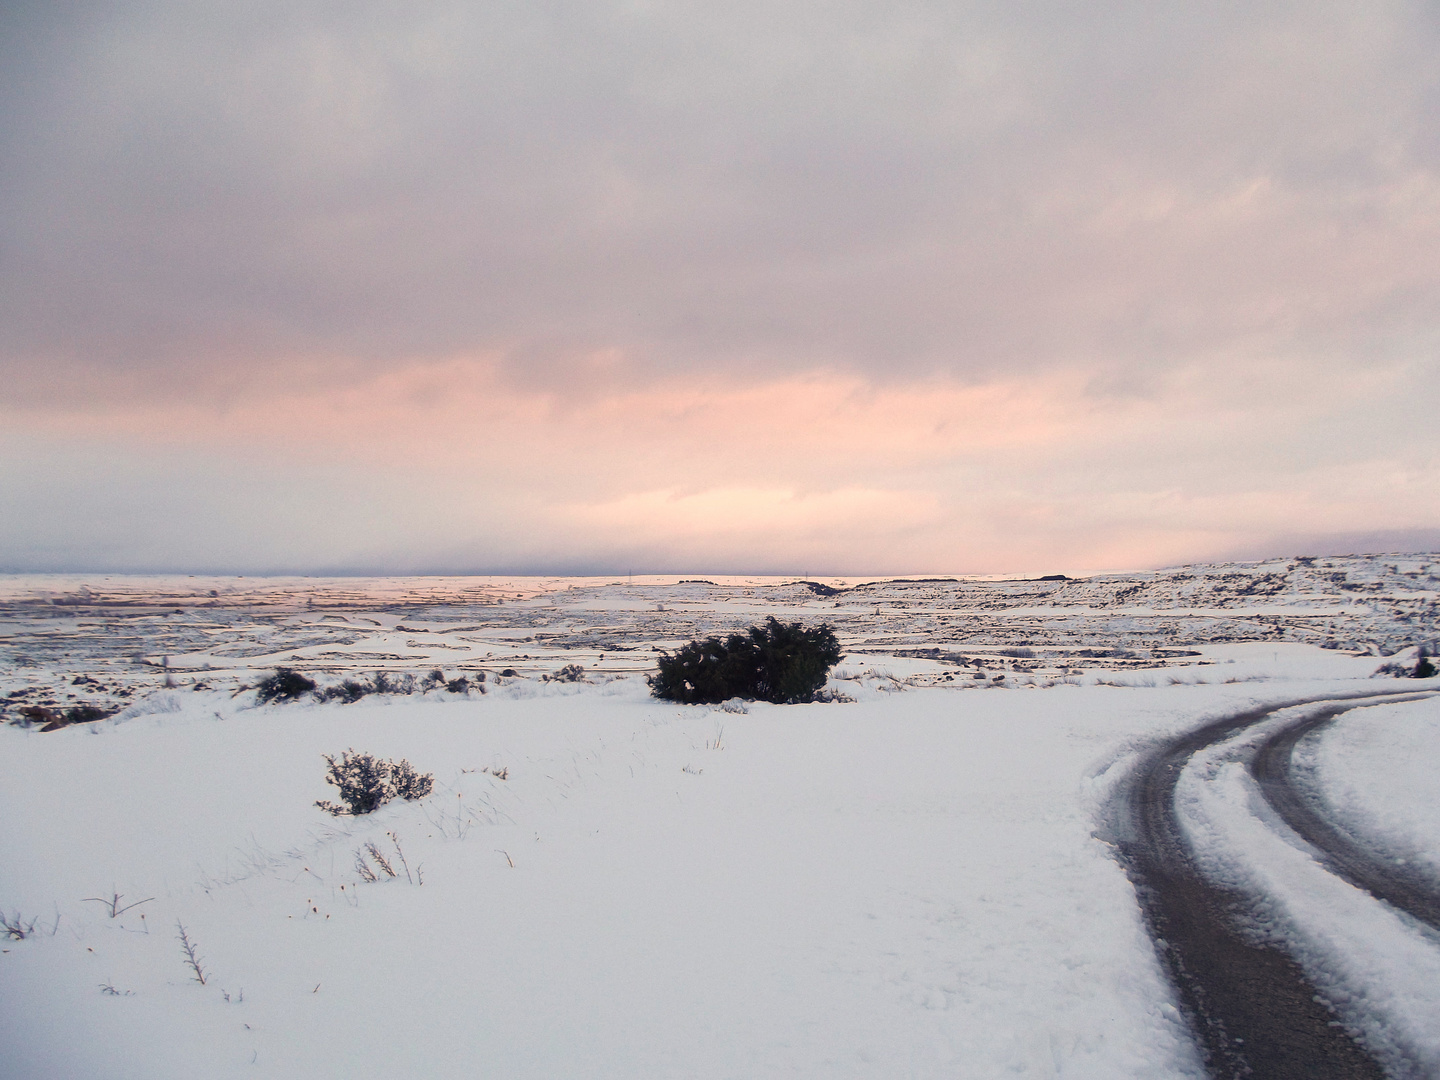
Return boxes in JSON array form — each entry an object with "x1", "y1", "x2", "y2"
[{"x1": 1109, "y1": 690, "x2": 1434, "y2": 1079}]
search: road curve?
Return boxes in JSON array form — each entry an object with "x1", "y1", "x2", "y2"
[
  {"x1": 1108, "y1": 690, "x2": 1433, "y2": 1080},
  {"x1": 1250, "y1": 693, "x2": 1440, "y2": 932}
]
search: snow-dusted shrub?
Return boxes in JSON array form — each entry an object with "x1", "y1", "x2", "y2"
[
  {"x1": 322, "y1": 678, "x2": 371, "y2": 704},
  {"x1": 372, "y1": 671, "x2": 414, "y2": 695},
  {"x1": 547, "y1": 664, "x2": 585, "y2": 683},
  {"x1": 1375, "y1": 648, "x2": 1437, "y2": 679},
  {"x1": 255, "y1": 668, "x2": 316, "y2": 704},
  {"x1": 317, "y1": 671, "x2": 420, "y2": 704},
  {"x1": 389, "y1": 758, "x2": 434, "y2": 801},
  {"x1": 315, "y1": 749, "x2": 434, "y2": 816},
  {"x1": 650, "y1": 617, "x2": 843, "y2": 705}
]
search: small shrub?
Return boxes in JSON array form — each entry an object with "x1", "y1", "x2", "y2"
[
  {"x1": 372, "y1": 671, "x2": 410, "y2": 695},
  {"x1": 316, "y1": 750, "x2": 392, "y2": 816},
  {"x1": 322, "y1": 678, "x2": 371, "y2": 704},
  {"x1": 649, "y1": 617, "x2": 843, "y2": 705},
  {"x1": 389, "y1": 758, "x2": 435, "y2": 801},
  {"x1": 315, "y1": 749, "x2": 435, "y2": 816},
  {"x1": 256, "y1": 668, "x2": 316, "y2": 704},
  {"x1": 64, "y1": 704, "x2": 111, "y2": 724},
  {"x1": 1376, "y1": 649, "x2": 1439, "y2": 679},
  {"x1": 548, "y1": 664, "x2": 585, "y2": 683}
]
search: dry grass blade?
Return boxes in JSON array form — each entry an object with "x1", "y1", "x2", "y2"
[
  {"x1": 82, "y1": 892, "x2": 155, "y2": 918},
  {"x1": 387, "y1": 831, "x2": 415, "y2": 884},
  {"x1": 175, "y1": 920, "x2": 208, "y2": 985},
  {"x1": 364, "y1": 840, "x2": 397, "y2": 878},
  {"x1": 2, "y1": 911, "x2": 38, "y2": 940}
]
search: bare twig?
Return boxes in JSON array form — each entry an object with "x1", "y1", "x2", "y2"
[
  {"x1": 83, "y1": 892, "x2": 155, "y2": 919},
  {"x1": 364, "y1": 841, "x2": 397, "y2": 878},
  {"x1": 496, "y1": 849, "x2": 515, "y2": 868},
  {"x1": 175, "y1": 921, "x2": 208, "y2": 985},
  {"x1": 387, "y1": 832, "x2": 414, "y2": 884},
  {"x1": 354, "y1": 851, "x2": 378, "y2": 883},
  {"x1": 1, "y1": 911, "x2": 37, "y2": 940}
]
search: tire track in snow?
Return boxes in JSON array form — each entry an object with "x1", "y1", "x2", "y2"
[
  {"x1": 1250, "y1": 693, "x2": 1440, "y2": 932},
  {"x1": 1109, "y1": 690, "x2": 1432, "y2": 1080}
]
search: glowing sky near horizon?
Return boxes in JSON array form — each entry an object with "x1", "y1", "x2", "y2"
[{"x1": 2, "y1": 0, "x2": 1438, "y2": 575}]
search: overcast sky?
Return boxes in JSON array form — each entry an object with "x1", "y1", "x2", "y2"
[{"x1": 2, "y1": 0, "x2": 1437, "y2": 574}]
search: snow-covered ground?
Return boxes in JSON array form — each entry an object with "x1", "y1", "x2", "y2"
[
  {"x1": 1174, "y1": 693, "x2": 1440, "y2": 1077},
  {"x1": 1304, "y1": 695, "x2": 1440, "y2": 886},
  {"x1": 0, "y1": 678, "x2": 1201, "y2": 1079},
  {"x1": 1, "y1": 564, "x2": 1436, "y2": 1077}
]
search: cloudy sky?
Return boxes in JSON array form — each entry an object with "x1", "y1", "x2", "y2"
[{"x1": 2, "y1": 0, "x2": 1437, "y2": 575}]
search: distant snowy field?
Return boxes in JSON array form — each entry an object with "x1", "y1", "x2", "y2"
[{"x1": 1, "y1": 563, "x2": 1436, "y2": 1077}]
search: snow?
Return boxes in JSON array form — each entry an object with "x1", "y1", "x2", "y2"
[
  {"x1": 0, "y1": 680, "x2": 1249, "y2": 1079},
  {"x1": 1303, "y1": 693, "x2": 1440, "y2": 885},
  {"x1": 1, "y1": 561, "x2": 1436, "y2": 1077},
  {"x1": 1175, "y1": 696, "x2": 1440, "y2": 1076}
]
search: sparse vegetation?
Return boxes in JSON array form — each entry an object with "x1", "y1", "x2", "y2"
[
  {"x1": 388, "y1": 757, "x2": 435, "y2": 801},
  {"x1": 83, "y1": 891, "x2": 154, "y2": 919},
  {"x1": 355, "y1": 832, "x2": 420, "y2": 884},
  {"x1": 14, "y1": 703, "x2": 114, "y2": 730},
  {"x1": 323, "y1": 678, "x2": 372, "y2": 704},
  {"x1": 315, "y1": 749, "x2": 435, "y2": 816},
  {"x1": 649, "y1": 617, "x2": 843, "y2": 704},
  {"x1": 2, "y1": 910, "x2": 38, "y2": 940},
  {"x1": 255, "y1": 668, "x2": 316, "y2": 704},
  {"x1": 1375, "y1": 647, "x2": 1438, "y2": 679},
  {"x1": 175, "y1": 921, "x2": 208, "y2": 985},
  {"x1": 252, "y1": 669, "x2": 488, "y2": 705},
  {"x1": 64, "y1": 704, "x2": 111, "y2": 723}
]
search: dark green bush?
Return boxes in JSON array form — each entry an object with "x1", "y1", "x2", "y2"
[
  {"x1": 315, "y1": 749, "x2": 435, "y2": 816},
  {"x1": 322, "y1": 678, "x2": 371, "y2": 704},
  {"x1": 649, "y1": 617, "x2": 843, "y2": 705},
  {"x1": 63, "y1": 704, "x2": 111, "y2": 724},
  {"x1": 256, "y1": 668, "x2": 317, "y2": 704}
]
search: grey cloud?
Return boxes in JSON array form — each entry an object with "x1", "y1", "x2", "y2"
[{"x1": 3, "y1": 0, "x2": 1439, "y2": 402}]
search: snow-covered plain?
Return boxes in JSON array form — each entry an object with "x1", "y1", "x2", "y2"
[{"x1": 1, "y1": 559, "x2": 1437, "y2": 1078}]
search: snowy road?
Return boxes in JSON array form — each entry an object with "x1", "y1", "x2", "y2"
[
  {"x1": 1251, "y1": 696, "x2": 1440, "y2": 934},
  {"x1": 1111, "y1": 690, "x2": 1437, "y2": 1080}
]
